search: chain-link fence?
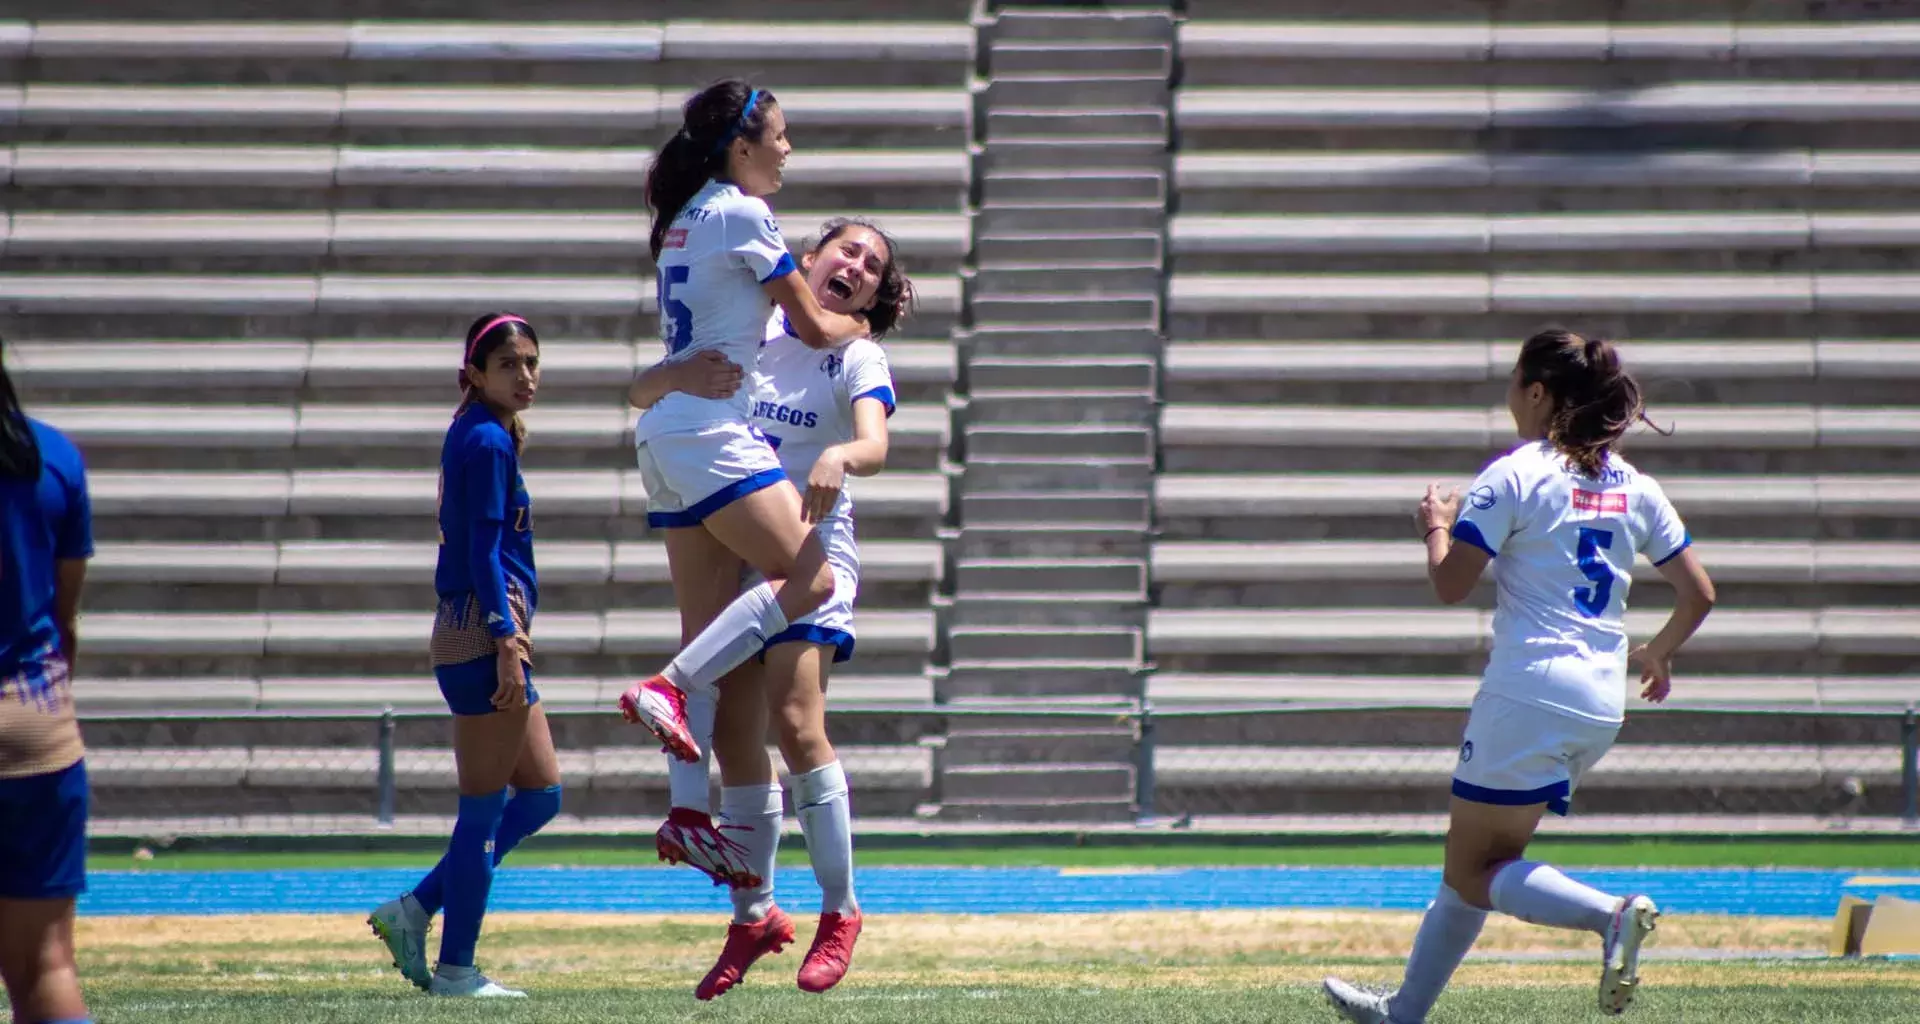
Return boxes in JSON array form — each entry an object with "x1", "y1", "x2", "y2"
[
  {"x1": 77, "y1": 704, "x2": 1920, "y2": 834},
  {"x1": 1136, "y1": 703, "x2": 1920, "y2": 826}
]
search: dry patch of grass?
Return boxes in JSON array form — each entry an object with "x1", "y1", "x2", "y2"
[{"x1": 76, "y1": 908, "x2": 1849, "y2": 990}]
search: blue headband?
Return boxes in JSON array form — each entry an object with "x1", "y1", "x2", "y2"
[{"x1": 712, "y1": 88, "x2": 762, "y2": 156}]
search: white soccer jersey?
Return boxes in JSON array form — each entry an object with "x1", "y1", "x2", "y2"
[
  {"x1": 749, "y1": 311, "x2": 896, "y2": 522},
  {"x1": 637, "y1": 179, "x2": 795, "y2": 443},
  {"x1": 1452, "y1": 440, "x2": 1691, "y2": 725}
]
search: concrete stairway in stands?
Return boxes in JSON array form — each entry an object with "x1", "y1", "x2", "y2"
[
  {"x1": 1149, "y1": 2, "x2": 1920, "y2": 819},
  {"x1": 0, "y1": 8, "x2": 972, "y2": 820},
  {"x1": 937, "y1": 4, "x2": 1175, "y2": 823}
]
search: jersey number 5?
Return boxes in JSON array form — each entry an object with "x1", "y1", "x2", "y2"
[
  {"x1": 657, "y1": 266, "x2": 694, "y2": 354},
  {"x1": 1573, "y1": 526, "x2": 1617, "y2": 617}
]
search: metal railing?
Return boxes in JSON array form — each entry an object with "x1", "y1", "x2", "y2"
[{"x1": 76, "y1": 701, "x2": 1920, "y2": 829}]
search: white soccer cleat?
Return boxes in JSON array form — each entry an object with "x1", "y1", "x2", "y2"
[
  {"x1": 656, "y1": 808, "x2": 763, "y2": 889},
  {"x1": 1322, "y1": 977, "x2": 1394, "y2": 1024},
  {"x1": 367, "y1": 893, "x2": 431, "y2": 990},
  {"x1": 1599, "y1": 894, "x2": 1659, "y2": 1015},
  {"x1": 430, "y1": 966, "x2": 527, "y2": 998},
  {"x1": 617, "y1": 676, "x2": 702, "y2": 763}
]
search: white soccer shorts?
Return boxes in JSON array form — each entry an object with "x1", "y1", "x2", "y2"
[
  {"x1": 635, "y1": 420, "x2": 787, "y2": 530},
  {"x1": 1451, "y1": 690, "x2": 1620, "y2": 816}
]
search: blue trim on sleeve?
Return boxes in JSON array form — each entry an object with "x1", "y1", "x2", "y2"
[
  {"x1": 759, "y1": 251, "x2": 797, "y2": 284},
  {"x1": 852, "y1": 386, "x2": 897, "y2": 417},
  {"x1": 646, "y1": 467, "x2": 787, "y2": 529},
  {"x1": 1451, "y1": 520, "x2": 1497, "y2": 558},
  {"x1": 1452, "y1": 777, "x2": 1572, "y2": 816},
  {"x1": 1652, "y1": 534, "x2": 1693, "y2": 567},
  {"x1": 760, "y1": 624, "x2": 855, "y2": 664}
]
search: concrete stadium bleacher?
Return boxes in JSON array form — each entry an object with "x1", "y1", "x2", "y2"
[
  {"x1": 2, "y1": 12, "x2": 971, "y2": 819},
  {"x1": 1150, "y1": 9, "x2": 1920, "y2": 819},
  {"x1": 7, "y1": 5, "x2": 1918, "y2": 828}
]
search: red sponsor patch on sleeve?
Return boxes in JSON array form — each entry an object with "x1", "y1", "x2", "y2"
[
  {"x1": 1571, "y1": 489, "x2": 1629, "y2": 514},
  {"x1": 664, "y1": 228, "x2": 688, "y2": 250}
]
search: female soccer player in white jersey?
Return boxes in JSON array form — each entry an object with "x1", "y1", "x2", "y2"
[
  {"x1": 1325, "y1": 330, "x2": 1717, "y2": 1024},
  {"x1": 628, "y1": 218, "x2": 910, "y2": 1000},
  {"x1": 616, "y1": 80, "x2": 873, "y2": 765}
]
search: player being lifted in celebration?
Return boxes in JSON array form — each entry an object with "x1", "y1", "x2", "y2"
[
  {"x1": 630, "y1": 218, "x2": 911, "y2": 1000},
  {"x1": 0, "y1": 338, "x2": 96, "y2": 1024},
  {"x1": 369, "y1": 314, "x2": 561, "y2": 999},
  {"x1": 616, "y1": 80, "x2": 872, "y2": 764},
  {"x1": 1325, "y1": 330, "x2": 1717, "y2": 1023}
]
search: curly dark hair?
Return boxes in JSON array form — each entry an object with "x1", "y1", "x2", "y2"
[
  {"x1": 1516, "y1": 328, "x2": 1664, "y2": 477},
  {"x1": 808, "y1": 217, "x2": 915, "y2": 339}
]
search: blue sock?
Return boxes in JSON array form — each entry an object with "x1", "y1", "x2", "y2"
[
  {"x1": 436, "y1": 788, "x2": 509, "y2": 969},
  {"x1": 413, "y1": 784, "x2": 562, "y2": 916}
]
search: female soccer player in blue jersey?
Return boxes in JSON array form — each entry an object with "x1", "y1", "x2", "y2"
[
  {"x1": 368, "y1": 314, "x2": 561, "y2": 999},
  {"x1": 0, "y1": 340, "x2": 96, "y2": 1024},
  {"x1": 1325, "y1": 331, "x2": 1718, "y2": 1023},
  {"x1": 630, "y1": 218, "x2": 912, "y2": 1000},
  {"x1": 616, "y1": 79, "x2": 874, "y2": 764}
]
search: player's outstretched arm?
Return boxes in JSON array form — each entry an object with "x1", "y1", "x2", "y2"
[
  {"x1": 1418, "y1": 484, "x2": 1489, "y2": 605},
  {"x1": 801, "y1": 397, "x2": 891, "y2": 523},
  {"x1": 1630, "y1": 548, "x2": 1716, "y2": 703},
  {"x1": 628, "y1": 351, "x2": 743, "y2": 410},
  {"x1": 764, "y1": 271, "x2": 867, "y2": 350},
  {"x1": 54, "y1": 558, "x2": 87, "y2": 674}
]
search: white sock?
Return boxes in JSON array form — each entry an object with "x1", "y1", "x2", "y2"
[
  {"x1": 666, "y1": 687, "x2": 717, "y2": 811},
  {"x1": 793, "y1": 761, "x2": 856, "y2": 917},
  {"x1": 662, "y1": 582, "x2": 788, "y2": 696},
  {"x1": 720, "y1": 783, "x2": 784, "y2": 923},
  {"x1": 1387, "y1": 884, "x2": 1486, "y2": 1023},
  {"x1": 1489, "y1": 860, "x2": 1618, "y2": 935}
]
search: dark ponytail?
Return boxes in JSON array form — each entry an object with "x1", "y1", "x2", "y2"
[
  {"x1": 811, "y1": 218, "x2": 916, "y2": 339},
  {"x1": 646, "y1": 79, "x2": 777, "y2": 259},
  {"x1": 0, "y1": 339, "x2": 42, "y2": 482},
  {"x1": 459, "y1": 312, "x2": 540, "y2": 455},
  {"x1": 1516, "y1": 328, "x2": 1663, "y2": 478}
]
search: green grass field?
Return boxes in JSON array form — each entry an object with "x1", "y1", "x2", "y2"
[
  {"x1": 63, "y1": 911, "x2": 1920, "y2": 1023},
  {"x1": 95, "y1": 834, "x2": 1920, "y2": 873},
  {"x1": 54, "y1": 836, "x2": 1918, "y2": 1021}
]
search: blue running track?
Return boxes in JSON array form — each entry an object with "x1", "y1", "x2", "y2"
[{"x1": 79, "y1": 866, "x2": 1920, "y2": 918}]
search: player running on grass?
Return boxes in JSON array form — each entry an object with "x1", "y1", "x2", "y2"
[
  {"x1": 1324, "y1": 329, "x2": 1717, "y2": 1023},
  {"x1": 0, "y1": 338, "x2": 97, "y2": 1024},
  {"x1": 368, "y1": 314, "x2": 562, "y2": 998},
  {"x1": 616, "y1": 80, "x2": 873, "y2": 761},
  {"x1": 629, "y1": 217, "x2": 911, "y2": 1000}
]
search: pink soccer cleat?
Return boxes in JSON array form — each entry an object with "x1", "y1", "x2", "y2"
[
  {"x1": 655, "y1": 807, "x2": 762, "y2": 889},
  {"x1": 617, "y1": 675, "x2": 702, "y2": 763},
  {"x1": 696, "y1": 906, "x2": 796, "y2": 1001},
  {"x1": 796, "y1": 911, "x2": 862, "y2": 993}
]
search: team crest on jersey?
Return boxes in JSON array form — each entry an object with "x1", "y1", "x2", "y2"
[
  {"x1": 820, "y1": 352, "x2": 843, "y2": 379},
  {"x1": 1468, "y1": 486, "x2": 1497, "y2": 510},
  {"x1": 1459, "y1": 741, "x2": 1474, "y2": 763},
  {"x1": 664, "y1": 228, "x2": 688, "y2": 250},
  {"x1": 1571, "y1": 489, "x2": 1628, "y2": 515},
  {"x1": 763, "y1": 216, "x2": 781, "y2": 238}
]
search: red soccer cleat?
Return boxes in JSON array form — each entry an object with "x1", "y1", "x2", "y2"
[
  {"x1": 617, "y1": 676, "x2": 701, "y2": 763},
  {"x1": 695, "y1": 906, "x2": 795, "y2": 1001},
  {"x1": 655, "y1": 807, "x2": 763, "y2": 889},
  {"x1": 796, "y1": 911, "x2": 862, "y2": 993}
]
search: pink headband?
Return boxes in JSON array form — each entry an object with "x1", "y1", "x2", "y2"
[{"x1": 465, "y1": 314, "x2": 530, "y2": 367}]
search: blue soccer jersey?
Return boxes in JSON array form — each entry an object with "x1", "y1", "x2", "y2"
[
  {"x1": 0, "y1": 418, "x2": 92, "y2": 779},
  {"x1": 0, "y1": 419, "x2": 91, "y2": 678},
  {"x1": 434, "y1": 403, "x2": 536, "y2": 639}
]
